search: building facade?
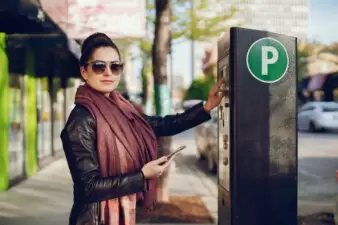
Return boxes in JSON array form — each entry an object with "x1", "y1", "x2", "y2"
[
  {"x1": 193, "y1": 0, "x2": 309, "y2": 77},
  {"x1": 213, "y1": 0, "x2": 309, "y2": 41},
  {"x1": 0, "y1": 36, "x2": 80, "y2": 191},
  {"x1": 0, "y1": 0, "x2": 81, "y2": 191}
]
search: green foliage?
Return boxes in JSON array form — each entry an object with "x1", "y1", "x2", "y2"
[
  {"x1": 137, "y1": 0, "x2": 239, "y2": 54},
  {"x1": 138, "y1": 0, "x2": 239, "y2": 103},
  {"x1": 141, "y1": 57, "x2": 151, "y2": 105},
  {"x1": 139, "y1": 38, "x2": 153, "y2": 56},
  {"x1": 317, "y1": 43, "x2": 338, "y2": 55},
  {"x1": 183, "y1": 75, "x2": 215, "y2": 101},
  {"x1": 297, "y1": 45, "x2": 311, "y2": 81},
  {"x1": 297, "y1": 42, "x2": 338, "y2": 82},
  {"x1": 145, "y1": 0, "x2": 238, "y2": 41},
  {"x1": 171, "y1": 0, "x2": 238, "y2": 41}
]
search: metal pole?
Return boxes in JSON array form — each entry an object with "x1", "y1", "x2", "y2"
[
  {"x1": 169, "y1": 47, "x2": 173, "y2": 95},
  {"x1": 169, "y1": 1, "x2": 173, "y2": 97},
  {"x1": 190, "y1": 0, "x2": 195, "y2": 83}
]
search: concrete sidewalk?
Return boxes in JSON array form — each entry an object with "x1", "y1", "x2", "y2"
[
  {"x1": 0, "y1": 131, "x2": 218, "y2": 225},
  {"x1": 3, "y1": 128, "x2": 336, "y2": 225}
]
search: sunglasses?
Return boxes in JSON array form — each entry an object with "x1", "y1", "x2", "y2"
[{"x1": 84, "y1": 61, "x2": 124, "y2": 74}]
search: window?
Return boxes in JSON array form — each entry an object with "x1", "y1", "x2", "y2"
[
  {"x1": 52, "y1": 77, "x2": 65, "y2": 152},
  {"x1": 321, "y1": 103, "x2": 338, "y2": 112},
  {"x1": 36, "y1": 77, "x2": 52, "y2": 160},
  {"x1": 300, "y1": 104, "x2": 315, "y2": 112},
  {"x1": 8, "y1": 74, "x2": 25, "y2": 180}
]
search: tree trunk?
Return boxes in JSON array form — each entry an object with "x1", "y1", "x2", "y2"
[
  {"x1": 152, "y1": 0, "x2": 173, "y2": 203},
  {"x1": 145, "y1": 58, "x2": 155, "y2": 115},
  {"x1": 152, "y1": 0, "x2": 171, "y2": 116},
  {"x1": 141, "y1": 55, "x2": 148, "y2": 105}
]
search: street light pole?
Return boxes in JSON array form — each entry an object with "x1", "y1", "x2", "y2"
[
  {"x1": 169, "y1": 1, "x2": 173, "y2": 98},
  {"x1": 190, "y1": 0, "x2": 195, "y2": 84}
]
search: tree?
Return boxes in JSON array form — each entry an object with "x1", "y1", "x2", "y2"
[
  {"x1": 137, "y1": 0, "x2": 238, "y2": 106},
  {"x1": 152, "y1": 0, "x2": 171, "y2": 116},
  {"x1": 151, "y1": 0, "x2": 172, "y2": 204},
  {"x1": 171, "y1": 0, "x2": 237, "y2": 41},
  {"x1": 183, "y1": 75, "x2": 214, "y2": 101},
  {"x1": 139, "y1": 39, "x2": 153, "y2": 106},
  {"x1": 141, "y1": 0, "x2": 238, "y2": 203},
  {"x1": 296, "y1": 41, "x2": 338, "y2": 82},
  {"x1": 319, "y1": 43, "x2": 338, "y2": 55},
  {"x1": 297, "y1": 43, "x2": 311, "y2": 81}
]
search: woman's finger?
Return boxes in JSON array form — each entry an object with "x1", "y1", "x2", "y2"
[
  {"x1": 155, "y1": 156, "x2": 169, "y2": 165},
  {"x1": 216, "y1": 77, "x2": 225, "y2": 90},
  {"x1": 160, "y1": 158, "x2": 172, "y2": 169}
]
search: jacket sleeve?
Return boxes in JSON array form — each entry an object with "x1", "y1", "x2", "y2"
[
  {"x1": 142, "y1": 102, "x2": 211, "y2": 137},
  {"x1": 61, "y1": 106, "x2": 145, "y2": 203}
]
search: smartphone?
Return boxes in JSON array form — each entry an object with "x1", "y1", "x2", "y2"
[
  {"x1": 167, "y1": 145, "x2": 186, "y2": 159},
  {"x1": 158, "y1": 145, "x2": 187, "y2": 165}
]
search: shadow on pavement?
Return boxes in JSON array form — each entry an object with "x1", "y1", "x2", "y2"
[
  {"x1": 176, "y1": 152, "x2": 337, "y2": 217},
  {"x1": 0, "y1": 160, "x2": 73, "y2": 225},
  {"x1": 298, "y1": 212, "x2": 335, "y2": 225},
  {"x1": 0, "y1": 213, "x2": 70, "y2": 225},
  {"x1": 175, "y1": 154, "x2": 217, "y2": 184},
  {"x1": 298, "y1": 157, "x2": 338, "y2": 201}
]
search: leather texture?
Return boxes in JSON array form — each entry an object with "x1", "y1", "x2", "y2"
[{"x1": 60, "y1": 102, "x2": 211, "y2": 225}]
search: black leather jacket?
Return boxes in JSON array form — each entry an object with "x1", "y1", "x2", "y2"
[{"x1": 60, "y1": 102, "x2": 211, "y2": 225}]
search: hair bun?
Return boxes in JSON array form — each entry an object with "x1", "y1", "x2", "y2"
[
  {"x1": 79, "y1": 32, "x2": 121, "y2": 66},
  {"x1": 81, "y1": 32, "x2": 112, "y2": 54}
]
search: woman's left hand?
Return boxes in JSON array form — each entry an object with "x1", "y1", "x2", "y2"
[{"x1": 203, "y1": 77, "x2": 228, "y2": 112}]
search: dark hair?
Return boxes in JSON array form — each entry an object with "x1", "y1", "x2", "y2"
[
  {"x1": 121, "y1": 92, "x2": 130, "y2": 100},
  {"x1": 79, "y1": 32, "x2": 121, "y2": 66}
]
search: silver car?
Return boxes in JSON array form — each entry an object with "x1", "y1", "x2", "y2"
[
  {"x1": 195, "y1": 109, "x2": 218, "y2": 173},
  {"x1": 298, "y1": 101, "x2": 338, "y2": 132}
]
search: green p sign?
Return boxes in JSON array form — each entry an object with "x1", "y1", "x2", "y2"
[{"x1": 246, "y1": 37, "x2": 289, "y2": 83}]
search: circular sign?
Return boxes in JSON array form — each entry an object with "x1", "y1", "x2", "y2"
[{"x1": 246, "y1": 37, "x2": 289, "y2": 83}]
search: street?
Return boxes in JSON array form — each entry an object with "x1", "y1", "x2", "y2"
[
  {"x1": 174, "y1": 128, "x2": 338, "y2": 216},
  {"x1": 298, "y1": 131, "x2": 338, "y2": 215}
]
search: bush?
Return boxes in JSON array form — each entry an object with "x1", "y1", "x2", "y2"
[{"x1": 183, "y1": 75, "x2": 215, "y2": 101}]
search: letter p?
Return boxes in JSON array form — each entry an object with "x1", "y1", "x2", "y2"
[{"x1": 262, "y1": 46, "x2": 278, "y2": 75}]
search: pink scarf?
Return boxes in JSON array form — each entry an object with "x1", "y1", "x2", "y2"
[{"x1": 75, "y1": 84, "x2": 157, "y2": 225}]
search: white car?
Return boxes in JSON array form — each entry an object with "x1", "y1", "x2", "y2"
[
  {"x1": 298, "y1": 101, "x2": 338, "y2": 132},
  {"x1": 182, "y1": 100, "x2": 218, "y2": 172},
  {"x1": 195, "y1": 109, "x2": 218, "y2": 173},
  {"x1": 182, "y1": 99, "x2": 206, "y2": 109}
]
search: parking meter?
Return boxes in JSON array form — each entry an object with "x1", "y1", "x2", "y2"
[
  {"x1": 217, "y1": 31, "x2": 231, "y2": 225},
  {"x1": 217, "y1": 27, "x2": 297, "y2": 225}
]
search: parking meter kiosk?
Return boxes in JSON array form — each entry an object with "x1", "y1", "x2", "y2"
[{"x1": 217, "y1": 27, "x2": 298, "y2": 225}]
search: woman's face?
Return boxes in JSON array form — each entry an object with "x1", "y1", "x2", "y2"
[{"x1": 80, "y1": 47, "x2": 123, "y2": 94}]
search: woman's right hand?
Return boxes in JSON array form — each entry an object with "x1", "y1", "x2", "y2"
[{"x1": 141, "y1": 156, "x2": 172, "y2": 179}]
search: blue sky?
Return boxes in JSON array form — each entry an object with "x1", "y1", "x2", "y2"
[
  {"x1": 133, "y1": 0, "x2": 338, "y2": 89},
  {"x1": 308, "y1": 0, "x2": 338, "y2": 44}
]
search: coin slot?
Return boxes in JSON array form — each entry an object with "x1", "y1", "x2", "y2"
[{"x1": 223, "y1": 157, "x2": 229, "y2": 165}]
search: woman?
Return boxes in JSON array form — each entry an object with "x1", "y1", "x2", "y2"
[{"x1": 60, "y1": 32, "x2": 225, "y2": 225}]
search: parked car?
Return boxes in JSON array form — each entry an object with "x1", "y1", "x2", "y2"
[
  {"x1": 298, "y1": 101, "x2": 338, "y2": 132},
  {"x1": 195, "y1": 108, "x2": 218, "y2": 173},
  {"x1": 182, "y1": 99, "x2": 205, "y2": 109},
  {"x1": 182, "y1": 99, "x2": 219, "y2": 173}
]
